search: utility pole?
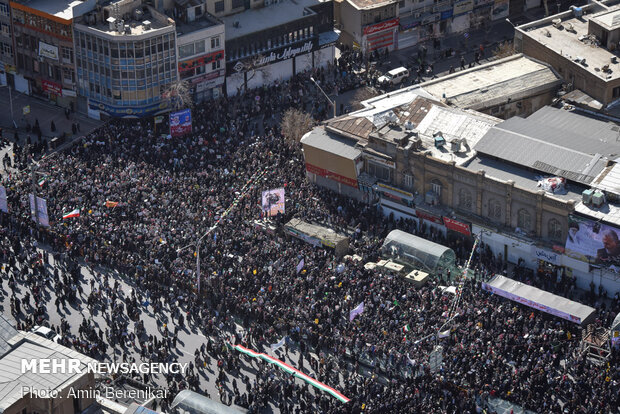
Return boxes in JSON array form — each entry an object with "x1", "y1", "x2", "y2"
[
  {"x1": 310, "y1": 76, "x2": 337, "y2": 118},
  {"x1": 30, "y1": 161, "x2": 39, "y2": 226}
]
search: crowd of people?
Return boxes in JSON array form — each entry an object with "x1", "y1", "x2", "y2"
[{"x1": 0, "y1": 57, "x2": 619, "y2": 414}]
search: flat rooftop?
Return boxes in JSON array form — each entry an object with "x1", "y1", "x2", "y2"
[
  {"x1": 519, "y1": 5, "x2": 620, "y2": 82},
  {"x1": 465, "y1": 155, "x2": 584, "y2": 202},
  {"x1": 15, "y1": 0, "x2": 91, "y2": 20},
  {"x1": 421, "y1": 54, "x2": 562, "y2": 110},
  {"x1": 222, "y1": 0, "x2": 321, "y2": 40},
  {"x1": 79, "y1": 11, "x2": 172, "y2": 36},
  {"x1": 346, "y1": 0, "x2": 395, "y2": 10},
  {"x1": 176, "y1": 15, "x2": 220, "y2": 37}
]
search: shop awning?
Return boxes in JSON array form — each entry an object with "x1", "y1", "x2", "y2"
[{"x1": 482, "y1": 275, "x2": 596, "y2": 325}]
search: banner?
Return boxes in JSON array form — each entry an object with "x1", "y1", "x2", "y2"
[
  {"x1": 349, "y1": 302, "x2": 365, "y2": 321},
  {"x1": 270, "y1": 336, "x2": 286, "y2": 350},
  {"x1": 296, "y1": 258, "x2": 305, "y2": 274},
  {"x1": 565, "y1": 215, "x2": 620, "y2": 267},
  {"x1": 42, "y1": 79, "x2": 62, "y2": 96},
  {"x1": 29, "y1": 194, "x2": 50, "y2": 227},
  {"x1": 38, "y1": 41, "x2": 59, "y2": 60},
  {"x1": 170, "y1": 108, "x2": 192, "y2": 137},
  {"x1": 0, "y1": 186, "x2": 7, "y2": 213},
  {"x1": 442, "y1": 217, "x2": 471, "y2": 236},
  {"x1": 261, "y1": 188, "x2": 285, "y2": 217}
]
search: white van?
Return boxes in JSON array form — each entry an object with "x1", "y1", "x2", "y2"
[{"x1": 378, "y1": 67, "x2": 409, "y2": 86}]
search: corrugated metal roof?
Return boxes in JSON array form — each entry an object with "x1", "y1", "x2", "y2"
[
  {"x1": 300, "y1": 128, "x2": 362, "y2": 160},
  {"x1": 0, "y1": 316, "x2": 18, "y2": 359},
  {"x1": 474, "y1": 107, "x2": 620, "y2": 184}
]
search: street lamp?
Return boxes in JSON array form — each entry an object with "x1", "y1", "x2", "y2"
[
  {"x1": 177, "y1": 225, "x2": 215, "y2": 294},
  {"x1": 310, "y1": 76, "x2": 337, "y2": 118}
]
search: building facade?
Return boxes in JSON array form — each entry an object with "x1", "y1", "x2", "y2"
[
  {"x1": 74, "y1": 2, "x2": 177, "y2": 118},
  {"x1": 0, "y1": 0, "x2": 14, "y2": 85},
  {"x1": 174, "y1": 0, "x2": 225, "y2": 102},
  {"x1": 10, "y1": 0, "x2": 96, "y2": 106},
  {"x1": 223, "y1": 0, "x2": 336, "y2": 95},
  {"x1": 336, "y1": 0, "x2": 400, "y2": 53}
]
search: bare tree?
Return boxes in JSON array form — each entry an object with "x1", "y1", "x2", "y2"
[
  {"x1": 162, "y1": 80, "x2": 193, "y2": 111},
  {"x1": 235, "y1": 55, "x2": 272, "y2": 95},
  {"x1": 493, "y1": 41, "x2": 515, "y2": 59},
  {"x1": 351, "y1": 87, "x2": 379, "y2": 110},
  {"x1": 280, "y1": 108, "x2": 315, "y2": 144}
]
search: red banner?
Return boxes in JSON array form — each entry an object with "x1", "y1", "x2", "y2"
[
  {"x1": 363, "y1": 18, "x2": 399, "y2": 36},
  {"x1": 305, "y1": 163, "x2": 358, "y2": 188},
  {"x1": 42, "y1": 79, "x2": 62, "y2": 96},
  {"x1": 178, "y1": 50, "x2": 224, "y2": 73},
  {"x1": 415, "y1": 210, "x2": 443, "y2": 225},
  {"x1": 443, "y1": 217, "x2": 471, "y2": 236}
]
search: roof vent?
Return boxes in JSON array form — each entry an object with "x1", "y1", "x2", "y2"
[
  {"x1": 404, "y1": 120, "x2": 415, "y2": 130},
  {"x1": 544, "y1": 29, "x2": 552, "y2": 37},
  {"x1": 107, "y1": 16, "x2": 116, "y2": 31},
  {"x1": 142, "y1": 20, "x2": 151, "y2": 30},
  {"x1": 133, "y1": 8, "x2": 143, "y2": 20},
  {"x1": 571, "y1": 6, "x2": 583, "y2": 18},
  {"x1": 552, "y1": 18, "x2": 563, "y2": 29},
  {"x1": 582, "y1": 189, "x2": 594, "y2": 204},
  {"x1": 592, "y1": 190, "x2": 606, "y2": 207}
]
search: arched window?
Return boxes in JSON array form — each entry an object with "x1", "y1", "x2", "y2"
[
  {"x1": 548, "y1": 218, "x2": 563, "y2": 241},
  {"x1": 458, "y1": 188, "x2": 472, "y2": 210},
  {"x1": 431, "y1": 179, "x2": 442, "y2": 196},
  {"x1": 488, "y1": 199, "x2": 502, "y2": 219},
  {"x1": 517, "y1": 208, "x2": 532, "y2": 230}
]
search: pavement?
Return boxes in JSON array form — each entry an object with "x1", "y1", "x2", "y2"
[{"x1": 0, "y1": 87, "x2": 102, "y2": 146}]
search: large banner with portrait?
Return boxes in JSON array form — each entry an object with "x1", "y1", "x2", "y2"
[
  {"x1": 565, "y1": 215, "x2": 620, "y2": 268},
  {"x1": 170, "y1": 108, "x2": 192, "y2": 137},
  {"x1": 261, "y1": 188, "x2": 285, "y2": 217}
]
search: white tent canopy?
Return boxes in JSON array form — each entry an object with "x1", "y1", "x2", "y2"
[{"x1": 482, "y1": 275, "x2": 595, "y2": 325}]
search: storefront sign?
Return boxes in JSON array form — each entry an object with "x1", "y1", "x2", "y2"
[
  {"x1": 306, "y1": 163, "x2": 358, "y2": 188},
  {"x1": 453, "y1": 0, "x2": 474, "y2": 15},
  {"x1": 190, "y1": 69, "x2": 224, "y2": 86},
  {"x1": 178, "y1": 50, "x2": 224, "y2": 73},
  {"x1": 421, "y1": 13, "x2": 440, "y2": 25},
  {"x1": 441, "y1": 9, "x2": 454, "y2": 20},
  {"x1": 376, "y1": 183, "x2": 413, "y2": 199},
  {"x1": 416, "y1": 209, "x2": 443, "y2": 225},
  {"x1": 228, "y1": 39, "x2": 317, "y2": 73},
  {"x1": 62, "y1": 88, "x2": 77, "y2": 97},
  {"x1": 474, "y1": 0, "x2": 495, "y2": 8},
  {"x1": 38, "y1": 42, "x2": 59, "y2": 61},
  {"x1": 363, "y1": 18, "x2": 400, "y2": 35},
  {"x1": 443, "y1": 217, "x2": 471, "y2": 236},
  {"x1": 89, "y1": 99, "x2": 169, "y2": 117},
  {"x1": 42, "y1": 79, "x2": 62, "y2": 96},
  {"x1": 532, "y1": 246, "x2": 561, "y2": 266}
]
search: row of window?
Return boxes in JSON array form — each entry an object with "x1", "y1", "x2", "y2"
[
  {"x1": 0, "y1": 3, "x2": 9, "y2": 18},
  {"x1": 12, "y1": 9, "x2": 71, "y2": 39},
  {"x1": 1, "y1": 41, "x2": 10, "y2": 56},
  {"x1": 178, "y1": 36, "x2": 221, "y2": 59}
]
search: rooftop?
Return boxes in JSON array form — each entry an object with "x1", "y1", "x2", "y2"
[
  {"x1": 465, "y1": 155, "x2": 585, "y2": 202},
  {"x1": 175, "y1": 14, "x2": 221, "y2": 37},
  {"x1": 327, "y1": 94, "x2": 500, "y2": 166},
  {"x1": 222, "y1": 0, "x2": 322, "y2": 40},
  {"x1": 300, "y1": 127, "x2": 362, "y2": 160},
  {"x1": 79, "y1": 8, "x2": 172, "y2": 36},
  {"x1": 345, "y1": 0, "x2": 396, "y2": 10},
  {"x1": 0, "y1": 331, "x2": 98, "y2": 412},
  {"x1": 420, "y1": 54, "x2": 562, "y2": 111},
  {"x1": 574, "y1": 198, "x2": 620, "y2": 228},
  {"x1": 14, "y1": 0, "x2": 95, "y2": 20},
  {"x1": 517, "y1": 2, "x2": 620, "y2": 82},
  {"x1": 474, "y1": 106, "x2": 620, "y2": 185}
]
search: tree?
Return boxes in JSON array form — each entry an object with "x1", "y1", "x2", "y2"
[
  {"x1": 493, "y1": 41, "x2": 515, "y2": 59},
  {"x1": 280, "y1": 108, "x2": 315, "y2": 144},
  {"x1": 351, "y1": 87, "x2": 379, "y2": 110},
  {"x1": 162, "y1": 80, "x2": 193, "y2": 111},
  {"x1": 234, "y1": 54, "x2": 272, "y2": 95}
]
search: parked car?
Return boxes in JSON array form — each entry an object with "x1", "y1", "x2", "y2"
[
  {"x1": 377, "y1": 67, "x2": 409, "y2": 86},
  {"x1": 32, "y1": 325, "x2": 61, "y2": 343}
]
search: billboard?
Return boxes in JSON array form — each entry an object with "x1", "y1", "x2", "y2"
[
  {"x1": 261, "y1": 188, "x2": 285, "y2": 217},
  {"x1": 170, "y1": 108, "x2": 192, "y2": 137},
  {"x1": 565, "y1": 215, "x2": 620, "y2": 267}
]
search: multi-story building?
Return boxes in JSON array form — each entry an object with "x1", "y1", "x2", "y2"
[
  {"x1": 10, "y1": 0, "x2": 96, "y2": 106},
  {"x1": 515, "y1": 0, "x2": 620, "y2": 108},
  {"x1": 335, "y1": 0, "x2": 400, "y2": 53},
  {"x1": 0, "y1": 0, "x2": 14, "y2": 86},
  {"x1": 73, "y1": 0, "x2": 177, "y2": 118},
  {"x1": 222, "y1": 0, "x2": 336, "y2": 95},
  {"x1": 173, "y1": 0, "x2": 225, "y2": 102},
  {"x1": 301, "y1": 83, "x2": 620, "y2": 294}
]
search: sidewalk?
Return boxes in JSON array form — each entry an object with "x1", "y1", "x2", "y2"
[{"x1": 0, "y1": 87, "x2": 102, "y2": 146}]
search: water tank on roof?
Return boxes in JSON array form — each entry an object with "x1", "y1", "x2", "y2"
[
  {"x1": 582, "y1": 189, "x2": 594, "y2": 204},
  {"x1": 571, "y1": 6, "x2": 583, "y2": 18},
  {"x1": 592, "y1": 190, "x2": 605, "y2": 207}
]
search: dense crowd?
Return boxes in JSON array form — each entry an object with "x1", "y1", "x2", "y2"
[{"x1": 1, "y1": 56, "x2": 619, "y2": 414}]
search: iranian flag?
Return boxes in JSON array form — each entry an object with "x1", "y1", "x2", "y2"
[
  {"x1": 62, "y1": 208, "x2": 80, "y2": 220},
  {"x1": 402, "y1": 324, "x2": 411, "y2": 333},
  {"x1": 38, "y1": 178, "x2": 46, "y2": 187}
]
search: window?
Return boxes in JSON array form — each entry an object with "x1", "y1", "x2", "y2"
[
  {"x1": 61, "y1": 46, "x2": 72, "y2": 64},
  {"x1": 195, "y1": 40, "x2": 205, "y2": 54},
  {"x1": 1, "y1": 23, "x2": 9, "y2": 36},
  {"x1": 212, "y1": 59, "x2": 221, "y2": 70},
  {"x1": 2, "y1": 42, "x2": 12, "y2": 56},
  {"x1": 517, "y1": 209, "x2": 532, "y2": 231},
  {"x1": 179, "y1": 43, "x2": 194, "y2": 59},
  {"x1": 548, "y1": 219, "x2": 563, "y2": 241},
  {"x1": 232, "y1": 0, "x2": 244, "y2": 8},
  {"x1": 211, "y1": 36, "x2": 220, "y2": 50},
  {"x1": 0, "y1": 3, "x2": 9, "y2": 17},
  {"x1": 431, "y1": 180, "x2": 441, "y2": 197},
  {"x1": 214, "y1": 1, "x2": 225, "y2": 12},
  {"x1": 403, "y1": 173, "x2": 413, "y2": 189},
  {"x1": 458, "y1": 188, "x2": 472, "y2": 210},
  {"x1": 487, "y1": 199, "x2": 502, "y2": 220},
  {"x1": 368, "y1": 161, "x2": 391, "y2": 181},
  {"x1": 614, "y1": 86, "x2": 620, "y2": 98}
]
